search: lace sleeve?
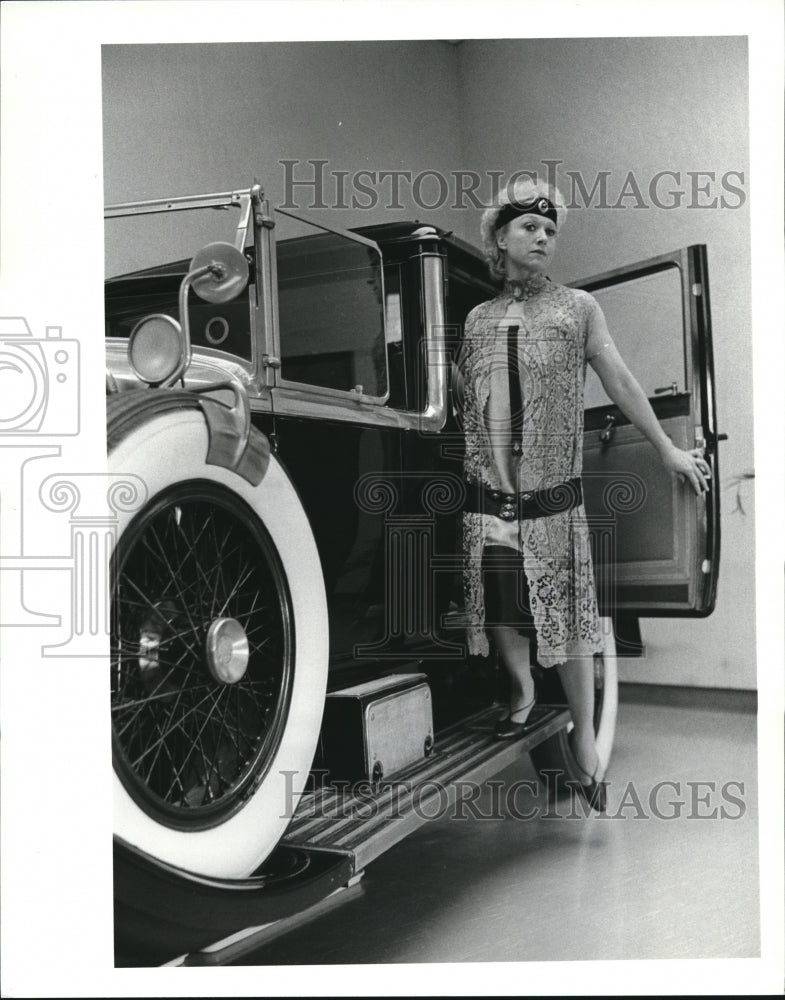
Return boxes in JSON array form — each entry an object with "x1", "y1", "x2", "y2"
[
  {"x1": 582, "y1": 292, "x2": 615, "y2": 362},
  {"x1": 454, "y1": 302, "x2": 483, "y2": 418}
]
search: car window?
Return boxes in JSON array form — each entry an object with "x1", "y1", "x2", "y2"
[
  {"x1": 274, "y1": 213, "x2": 388, "y2": 399},
  {"x1": 584, "y1": 265, "x2": 684, "y2": 410}
]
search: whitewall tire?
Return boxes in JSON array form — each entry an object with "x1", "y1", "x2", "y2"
[{"x1": 109, "y1": 394, "x2": 328, "y2": 879}]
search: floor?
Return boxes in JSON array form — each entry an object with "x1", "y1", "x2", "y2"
[{"x1": 231, "y1": 692, "x2": 759, "y2": 966}]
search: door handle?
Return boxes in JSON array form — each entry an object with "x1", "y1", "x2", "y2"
[
  {"x1": 599, "y1": 414, "x2": 616, "y2": 448},
  {"x1": 700, "y1": 431, "x2": 728, "y2": 454}
]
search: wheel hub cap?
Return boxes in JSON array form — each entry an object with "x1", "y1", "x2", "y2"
[{"x1": 205, "y1": 617, "x2": 250, "y2": 684}]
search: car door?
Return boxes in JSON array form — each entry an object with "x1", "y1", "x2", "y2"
[{"x1": 575, "y1": 245, "x2": 721, "y2": 624}]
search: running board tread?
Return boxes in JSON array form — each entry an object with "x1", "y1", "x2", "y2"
[{"x1": 282, "y1": 705, "x2": 569, "y2": 871}]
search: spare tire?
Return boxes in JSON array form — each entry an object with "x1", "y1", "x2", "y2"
[{"x1": 108, "y1": 391, "x2": 328, "y2": 878}]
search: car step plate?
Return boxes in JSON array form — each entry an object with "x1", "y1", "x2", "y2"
[{"x1": 282, "y1": 704, "x2": 569, "y2": 874}]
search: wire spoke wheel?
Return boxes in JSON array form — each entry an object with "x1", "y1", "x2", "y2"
[
  {"x1": 111, "y1": 481, "x2": 293, "y2": 830},
  {"x1": 109, "y1": 396, "x2": 328, "y2": 879}
]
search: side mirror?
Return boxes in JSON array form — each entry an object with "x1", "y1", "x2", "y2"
[
  {"x1": 126, "y1": 242, "x2": 250, "y2": 388},
  {"x1": 189, "y1": 242, "x2": 249, "y2": 304}
]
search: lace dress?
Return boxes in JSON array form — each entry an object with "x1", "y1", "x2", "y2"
[{"x1": 460, "y1": 277, "x2": 607, "y2": 667}]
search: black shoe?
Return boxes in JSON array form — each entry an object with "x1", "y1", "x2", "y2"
[
  {"x1": 568, "y1": 732, "x2": 607, "y2": 813},
  {"x1": 494, "y1": 698, "x2": 536, "y2": 740}
]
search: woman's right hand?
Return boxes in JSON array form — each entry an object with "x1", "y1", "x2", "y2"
[{"x1": 660, "y1": 443, "x2": 712, "y2": 495}]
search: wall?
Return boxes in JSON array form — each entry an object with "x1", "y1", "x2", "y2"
[
  {"x1": 102, "y1": 40, "x2": 465, "y2": 274},
  {"x1": 102, "y1": 37, "x2": 755, "y2": 689}
]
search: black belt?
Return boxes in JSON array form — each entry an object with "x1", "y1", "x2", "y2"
[{"x1": 463, "y1": 477, "x2": 583, "y2": 521}]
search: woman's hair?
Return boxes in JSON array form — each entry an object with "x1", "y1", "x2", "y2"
[{"x1": 480, "y1": 176, "x2": 567, "y2": 281}]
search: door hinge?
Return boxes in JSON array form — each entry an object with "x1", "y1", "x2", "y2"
[
  {"x1": 701, "y1": 559, "x2": 712, "y2": 574},
  {"x1": 691, "y1": 282, "x2": 702, "y2": 297}
]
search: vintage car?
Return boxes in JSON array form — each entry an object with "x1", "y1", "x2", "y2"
[{"x1": 105, "y1": 183, "x2": 721, "y2": 963}]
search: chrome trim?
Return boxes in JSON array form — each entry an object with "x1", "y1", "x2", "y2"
[
  {"x1": 253, "y1": 188, "x2": 279, "y2": 389},
  {"x1": 256, "y1": 387, "x2": 443, "y2": 433},
  {"x1": 205, "y1": 618, "x2": 250, "y2": 685},
  {"x1": 233, "y1": 195, "x2": 253, "y2": 252},
  {"x1": 166, "y1": 263, "x2": 211, "y2": 386},
  {"x1": 106, "y1": 340, "x2": 261, "y2": 399},
  {"x1": 418, "y1": 251, "x2": 449, "y2": 432},
  {"x1": 274, "y1": 377, "x2": 389, "y2": 407},
  {"x1": 104, "y1": 190, "x2": 246, "y2": 217},
  {"x1": 204, "y1": 316, "x2": 230, "y2": 346}
]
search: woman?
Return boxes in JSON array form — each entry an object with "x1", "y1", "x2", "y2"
[{"x1": 457, "y1": 178, "x2": 710, "y2": 811}]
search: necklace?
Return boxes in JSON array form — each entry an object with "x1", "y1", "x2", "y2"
[{"x1": 504, "y1": 274, "x2": 548, "y2": 301}]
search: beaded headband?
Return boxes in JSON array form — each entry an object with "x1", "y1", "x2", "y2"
[{"x1": 493, "y1": 195, "x2": 558, "y2": 230}]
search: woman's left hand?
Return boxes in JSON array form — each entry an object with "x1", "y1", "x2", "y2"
[{"x1": 660, "y1": 444, "x2": 712, "y2": 495}]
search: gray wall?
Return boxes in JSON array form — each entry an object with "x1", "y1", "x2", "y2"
[
  {"x1": 103, "y1": 41, "x2": 465, "y2": 274},
  {"x1": 102, "y1": 37, "x2": 755, "y2": 689}
]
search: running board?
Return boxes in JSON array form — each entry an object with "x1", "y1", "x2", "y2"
[{"x1": 282, "y1": 704, "x2": 569, "y2": 873}]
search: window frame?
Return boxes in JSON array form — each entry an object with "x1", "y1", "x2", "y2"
[
  {"x1": 268, "y1": 207, "x2": 391, "y2": 407},
  {"x1": 573, "y1": 248, "x2": 699, "y2": 422}
]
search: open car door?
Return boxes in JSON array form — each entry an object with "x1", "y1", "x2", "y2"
[{"x1": 577, "y1": 245, "x2": 721, "y2": 626}]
